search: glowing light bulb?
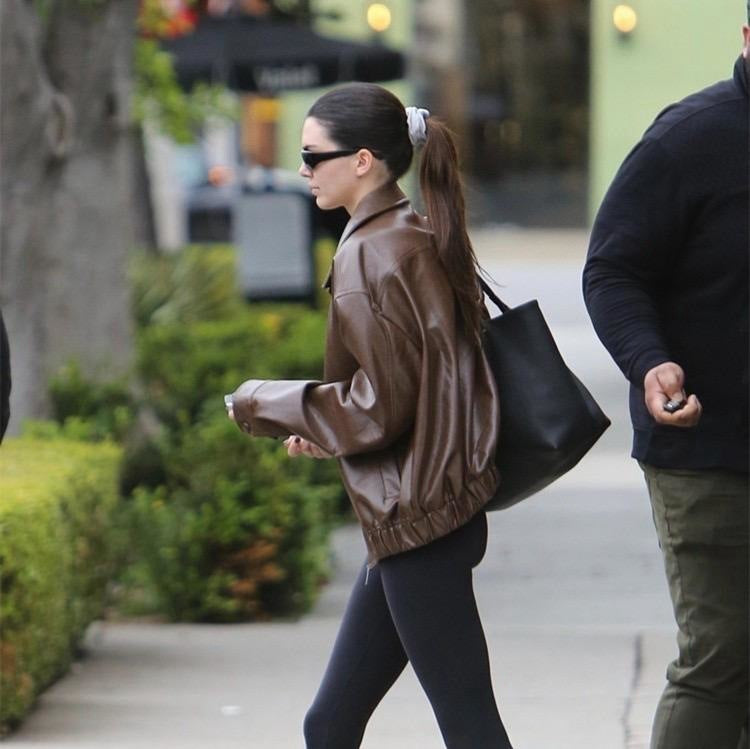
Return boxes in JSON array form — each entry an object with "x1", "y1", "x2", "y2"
[
  {"x1": 367, "y1": 4, "x2": 392, "y2": 33},
  {"x1": 613, "y1": 4, "x2": 637, "y2": 34}
]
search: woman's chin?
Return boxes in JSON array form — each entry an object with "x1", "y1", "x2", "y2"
[{"x1": 314, "y1": 194, "x2": 344, "y2": 211}]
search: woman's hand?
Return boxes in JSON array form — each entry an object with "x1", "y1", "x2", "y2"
[
  {"x1": 226, "y1": 394, "x2": 330, "y2": 458},
  {"x1": 283, "y1": 435, "x2": 333, "y2": 459}
]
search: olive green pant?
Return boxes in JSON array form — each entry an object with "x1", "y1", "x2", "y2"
[{"x1": 641, "y1": 464, "x2": 749, "y2": 749}]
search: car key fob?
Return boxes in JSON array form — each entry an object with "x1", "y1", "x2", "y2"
[{"x1": 664, "y1": 398, "x2": 685, "y2": 414}]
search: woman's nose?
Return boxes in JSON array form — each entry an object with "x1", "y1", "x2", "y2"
[{"x1": 298, "y1": 162, "x2": 311, "y2": 177}]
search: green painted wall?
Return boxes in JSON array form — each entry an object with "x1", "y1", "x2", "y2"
[
  {"x1": 590, "y1": 0, "x2": 744, "y2": 220},
  {"x1": 276, "y1": 1, "x2": 414, "y2": 181}
]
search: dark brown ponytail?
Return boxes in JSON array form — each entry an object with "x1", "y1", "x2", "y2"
[
  {"x1": 418, "y1": 119, "x2": 483, "y2": 346},
  {"x1": 307, "y1": 84, "x2": 483, "y2": 344}
]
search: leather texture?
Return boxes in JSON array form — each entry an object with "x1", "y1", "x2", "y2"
[
  {"x1": 479, "y1": 279, "x2": 611, "y2": 511},
  {"x1": 232, "y1": 182, "x2": 500, "y2": 564}
]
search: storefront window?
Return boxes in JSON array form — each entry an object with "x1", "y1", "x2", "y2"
[{"x1": 463, "y1": 0, "x2": 589, "y2": 225}]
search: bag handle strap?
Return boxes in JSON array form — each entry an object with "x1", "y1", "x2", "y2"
[{"x1": 477, "y1": 274, "x2": 510, "y2": 314}]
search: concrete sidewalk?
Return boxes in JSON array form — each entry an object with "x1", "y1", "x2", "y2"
[
  {"x1": 3, "y1": 229, "x2": 679, "y2": 748},
  {"x1": 3, "y1": 465, "x2": 676, "y2": 749}
]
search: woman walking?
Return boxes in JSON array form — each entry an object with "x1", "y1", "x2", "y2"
[{"x1": 228, "y1": 82, "x2": 513, "y2": 749}]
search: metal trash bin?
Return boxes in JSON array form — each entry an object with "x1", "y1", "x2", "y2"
[{"x1": 234, "y1": 186, "x2": 317, "y2": 306}]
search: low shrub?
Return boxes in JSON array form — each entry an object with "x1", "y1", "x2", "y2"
[
  {"x1": 0, "y1": 437, "x2": 122, "y2": 734},
  {"x1": 135, "y1": 305, "x2": 328, "y2": 434},
  {"x1": 41, "y1": 243, "x2": 346, "y2": 626},
  {"x1": 127, "y1": 413, "x2": 341, "y2": 621},
  {"x1": 48, "y1": 361, "x2": 135, "y2": 442},
  {"x1": 130, "y1": 244, "x2": 244, "y2": 329}
]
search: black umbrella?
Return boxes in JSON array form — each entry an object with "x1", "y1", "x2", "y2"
[{"x1": 162, "y1": 15, "x2": 405, "y2": 93}]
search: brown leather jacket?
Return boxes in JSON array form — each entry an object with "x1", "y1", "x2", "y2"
[{"x1": 232, "y1": 182, "x2": 500, "y2": 564}]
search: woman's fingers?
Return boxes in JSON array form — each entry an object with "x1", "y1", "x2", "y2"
[
  {"x1": 284, "y1": 435, "x2": 302, "y2": 457},
  {"x1": 306, "y1": 445, "x2": 323, "y2": 458},
  {"x1": 284, "y1": 435, "x2": 332, "y2": 459},
  {"x1": 306, "y1": 443, "x2": 331, "y2": 459}
]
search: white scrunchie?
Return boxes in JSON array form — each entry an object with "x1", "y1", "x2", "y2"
[{"x1": 406, "y1": 106, "x2": 430, "y2": 147}]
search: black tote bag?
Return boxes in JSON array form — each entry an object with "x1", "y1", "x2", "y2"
[{"x1": 479, "y1": 277, "x2": 611, "y2": 511}]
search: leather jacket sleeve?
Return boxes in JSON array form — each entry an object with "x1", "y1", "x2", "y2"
[{"x1": 231, "y1": 286, "x2": 421, "y2": 458}]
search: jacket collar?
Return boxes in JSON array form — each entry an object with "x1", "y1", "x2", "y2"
[
  {"x1": 322, "y1": 181, "x2": 410, "y2": 290},
  {"x1": 338, "y1": 181, "x2": 410, "y2": 247}
]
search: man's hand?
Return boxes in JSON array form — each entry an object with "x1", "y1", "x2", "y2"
[
  {"x1": 644, "y1": 362, "x2": 702, "y2": 427},
  {"x1": 283, "y1": 435, "x2": 333, "y2": 459}
]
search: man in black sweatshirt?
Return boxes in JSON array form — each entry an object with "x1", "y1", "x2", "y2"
[{"x1": 583, "y1": 18, "x2": 749, "y2": 749}]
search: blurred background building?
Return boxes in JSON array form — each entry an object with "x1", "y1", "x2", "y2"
[
  {"x1": 589, "y1": 0, "x2": 739, "y2": 217},
  {"x1": 146, "y1": 0, "x2": 743, "y2": 249},
  {"x1": 4, "y1": 0, "x2": 742, "y2": 430}
]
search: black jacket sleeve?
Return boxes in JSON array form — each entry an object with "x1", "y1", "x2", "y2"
[{"x1": 582, "y1": 138, "x2": 684, "y2": 386}]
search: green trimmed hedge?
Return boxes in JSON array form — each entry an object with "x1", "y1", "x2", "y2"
[
  {"x1": 128, "y1": 414, "x2": 341, "y2": 621},
  {"x1": 0, "y1": 438, "x2": 122, "y2": 734}
]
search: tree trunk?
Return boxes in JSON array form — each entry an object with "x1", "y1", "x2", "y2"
[
  {"x1": 0, "y1": 0, "x2": 139, "y2": 431},
  {"x1": 132, "y1": 124, "x2": 158, "y2": 252}
]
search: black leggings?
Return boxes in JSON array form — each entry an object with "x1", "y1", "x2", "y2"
[{"x1": 303, "y1": 511, "x2": 513, "y2": 748}]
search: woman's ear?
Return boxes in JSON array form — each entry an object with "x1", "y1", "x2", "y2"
[{"x1": 354, "y1": 148, "x2": 374, "y2": 177}]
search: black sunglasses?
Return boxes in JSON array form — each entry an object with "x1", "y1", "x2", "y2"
[{"x1": 300, "y1": 148, "x2": 382, "y2": 168}]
